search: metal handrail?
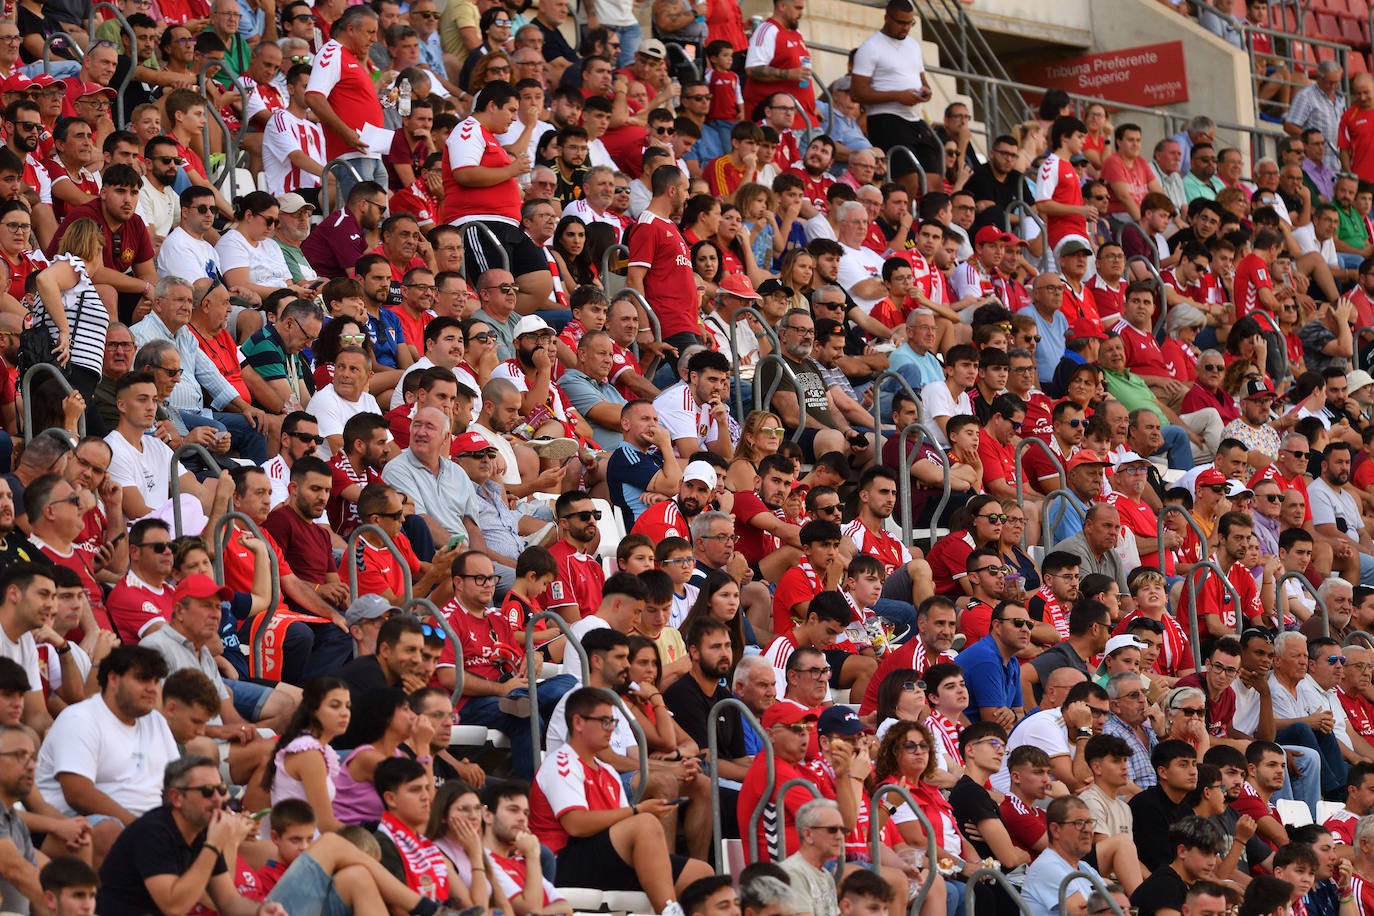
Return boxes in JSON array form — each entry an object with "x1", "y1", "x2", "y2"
[
  {"x1": 403, "y1": 595, "x2": 463, "y2": 703},
  {"x1": 344, "y1": 523, "x2": 414, "y2": 604},
  {"x1": 169, "y1": 442, "x2": 221, "y2": 537},
  {"x1": 708, "y1": 697, "x2": 769, "y2": 870},
  {"x1": 600, "y1": 242, "x2": 629, "y2": 298},
  {"x1": 42, "y1": 34, "x2": 84, "y2": 75},
  {"x1": 663, "y1": 40, "x2": 700, "y2": 82},
  {"x1": 729, "y1": 305, "x2": 782, "y2": 421},
  {"x1": 1357, "y1": 326, "x2": 1374, "y2": 373},
  {"x1": 1128, "y1": 255, "x2": 1170, "y2": 337},
  {"x1": 1004, "y1": 200, "x2": 1049, "y2": 273},
  {"x1": 871, "y1": 370, "x2": 923, "y2": 471},
  {"x1": 196, "y1": 59, "x2": 240, "y2": 200},
  {"x1": 89, "y1": 3, "x2": 137, "y2": 124},
  {"x1": 20, "y1": 364, "x2": 84, "y2": 438},
  {"x1": 210, "y1": 510, "x2": 280, "y2": 678},
  {"x1": 870, "y1": 784, "x2": 939, "y2": 916},
  {"x1": 964, "y1": 868, "x2": 1033, "y2": 916},
  {"x1": 319, "y1": 158, "x2": 367, "y2": 216},
  {"x1": 897, "y1": 421, "x2": 950, "y2": 551},
  {"x1": 613, "y1": 288, "x2": 663, "y2": 377},
  {"x1": 455, "y1": 219, "x2": 511, "y2": 276},
  {"x1": 1059, "y1": 870, "x2": 1126, "y2": 916},
  {"x1": 1183, "y1": 558, "x2": 1245, "y2": 671},
  {"x1": 772, "y1": 778, "x2": 822, "y2": 860},
  {"x1": 886, "y1": 145, "x2": 927, "y2": 194},
  {"x1": 1040, "y1": 487, "x2": 1086, "y2": 550},
  {"x1": 1346, "y1": 629, "x2": 1374, "y2": 651},
  {"x1": 1275, "y1": 570, "x2": 1328, "y2": 636},
  {"x1": 752, "y1": 353, "x2": 806, "y2": 443},
  {"x1": 1014, "y1": 437, "x2": 1065, "y2": 548},
  {"x1": 808, "y1": 72, "x2": 834, "y2": 145},
  {"x1": 1156, "y1": 503, "x2": 1212, "y2": 567}
]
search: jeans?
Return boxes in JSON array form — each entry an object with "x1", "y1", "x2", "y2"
[
  {"x1": 23, "y1": 60, "x2": 80, "y2": 79},
  {"x1": 606, "y1": 22, "x2": 641, "y2": 68},
  {"x1": 1276, "y1": 722, "x2": 1348, "y2": 797},
  {"x1": 1158, "y1": 423, "x2": 1196, "y2": 471},
  {"x1": 873, "y1": 598, "x2": 917, "y2": 638},
  {"x1": 1274, "y1": 743, "x2": 1322, "y2": 819},
  {"x1": 460, "y1": 672, "x2": 579, "y2": 779},
  {"x1": 178, "y1": 409, "x2": 269, "y2": 465},
  {"x1": 265, "y1": 852, "x2": 350, "y2": 916},
  {"x1": 331, "y1": 156, "x2": 387, "y2": 208},
  {"x1": 277, "y1": 620, "x2": 355, "y2": 687}
]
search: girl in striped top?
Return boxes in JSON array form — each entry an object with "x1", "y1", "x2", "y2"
[{"x1": 33, "y1": 217, "x2": 109, "y2": 399}]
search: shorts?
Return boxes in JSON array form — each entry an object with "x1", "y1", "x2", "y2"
[
  {"x1": 796, "y1": 428, "x2": 829, "y2": 464},
  {"x1": 457, "y1": 219, "x2": 550, "y2": 282},
  {"x1": 229, "y1": 679, "x2": 273, "y2": 722},
  {"x1": 266, "y1": 852, "x2": 350, "y2": 916},
  {"x1": 823, "y1": 647, "x2": 853, "y2": 688},
  {"x1": 555, "y1": 827, "x2": 693, "y2": 891},
  {"x1": 865, "y1": 113, "x2": 943, "y2": 179}
]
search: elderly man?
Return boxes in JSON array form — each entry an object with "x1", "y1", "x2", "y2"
[
  {"x1": 1023, "y1": 796, "x2": 1106, "y2": 916},
  {"x1": 1058, "y1": 503, "x2": 1130, "y2": 595},
  {"x1": 1287, "y1": 60, "x2": 1346, "y2": 175},
  {"x1": 1045, "y1": 450, "x2": 1111, "y2": 545},
  {"x1": 1270, "y1": 631, "x2": 1350, "y2": 798},
  {"x1": 558, "y1": 332, "x2": 628, "y2": 449},
  {"x1": 381, "y1": 405, "x2": 487, "y2": 552},
  {"x1": 240, "y1": 298, "x2": 323, "y2": 416}
]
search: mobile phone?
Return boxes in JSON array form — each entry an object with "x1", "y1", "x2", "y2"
[
  {"x1": 447, "y1": 533, "x2": 466, "y2": 550},
  {"x1": 106, "y1": 531, "x2": 127, "y2": 547},
  {"x1": 668, "y1": 796, "x2": 689, "y2": 806}
]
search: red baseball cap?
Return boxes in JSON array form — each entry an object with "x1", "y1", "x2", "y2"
[
  {"x1": 717, "y1": 273, "x2": 760, "y2": 300},
  {"x1": 1066, "y1": 317, "x2": 1107, "y2": 341},
  {"x1": 974, "y1": 225, "x2": 1022, "y2": 247},
  {"x1": 452, "y1": 431, "x2": 496, "y2": 455},
  {"x1": 28, "y1": 74, "x2": 60, "y2": 90},
  {"x1": 1196, "y1": 468, "x2": 1228, "y2": 488},
  {"x1": 1065, "y1": 450, "x2": 1111, "y2": 472},
  {"x1": 762, "y1": 703, "x2": 819, "y2": 728},
  {"x1": 172, "y1": 574, "x2": 231, "y2": 605},
  {"x1": 0, "y1": 74, "x2": 33, "y2": 94},
  {"x1": 71, "y1": 81, "x2": 115, "y2": 100}
]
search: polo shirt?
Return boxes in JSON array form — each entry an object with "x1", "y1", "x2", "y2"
[
  {"x1": 0, "y1": 801, "x2": 33, "y2": 914},
  {"x1": 955, "y1": 634, "x2": 1021, "y2": 721},
  {"x1": 301, "y1": 210, "x2": 368, "y2": 279},
  {"x1": 380, "y1": 448, "x2": 480, "y2": 539},
  {"x1": 1102, "y1": 366, "x2": 1166, "y2": 423},
  {"x1": 606, "y1": 441, "x2": 663, "y2": 524},
  {"x1": 240, "y1": 322, "x2": 312, "y2": 392},
  {"x1": 558, "y1": 368, "x2": 627, "y2": 449},
  {"x1": 141, "y1": 624, "x2": 230, "y2": 704}
]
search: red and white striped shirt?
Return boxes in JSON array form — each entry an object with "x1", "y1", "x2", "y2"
[
  {"x1": 262, "y1": 108, "x2": 325, "y2": 195},
  {"x1": 926, "y1": 709, "x2": 962, "y2": 768},
  {"x1": 1349, "y1": 872, "x2": 1374, "y2": 916},
  {"x1": 1115, "y1": 609, "x2": 1192, "y2": 677},
  {"x1": 841, "y1": 518, "x2": 912, "y2": 578}
]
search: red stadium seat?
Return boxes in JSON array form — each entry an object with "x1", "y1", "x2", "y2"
[
  {"x1": 1314, "y1": 12, "x2": 1345, "y2": 38},
  {"x1": 1342, "y1": 16, "x2": 1370, "y2": 49},
  {"x1": 1349, "y1": 51, "x2": 1371, "y2": 73}
]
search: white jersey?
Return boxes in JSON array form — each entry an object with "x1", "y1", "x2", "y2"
[{"x1": 262, "y1": 108, "x2": 326, "y2": 195}]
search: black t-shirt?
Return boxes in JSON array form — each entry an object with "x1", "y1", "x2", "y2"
[
  {"x1": 97, "y1": 805, "x2": 227, "y2": 914},
  {"x1": 533, "y1": 16, "x2": 577, "y2": 64},
  {"x1": 965, "y1": 165, "x2": 1025, "y2": 213},
  {"x1": 330, "y1": 655, "x2": 392, "y2": 748},
  {"x1": 1130, "y1": 863, "x2": 1190, "y2": 916},
  {"x1": 1129, "y1": 786, "x2": 1189, "y2": 872},
  {"x1": 661, "y1": 671, "x2": 745, "y2": 758},
  {"x1": 948, "y1": 774, "x2": 1000, "y2": 862}
]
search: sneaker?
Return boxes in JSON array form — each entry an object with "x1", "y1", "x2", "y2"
[
  {"x1": 527, "y1": 436, "x2": 579, "y2": 460},
  {"x1": 498, "y1": 694, "x2": 531, "y2": 716}
]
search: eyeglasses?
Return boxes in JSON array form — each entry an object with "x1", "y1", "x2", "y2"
[
  {"x1": 466, "y1": 332, "x2": 495, "y2": 343},
  {"x1": 783, "y1": 326, "x2": 815, "y2": 337},
  {"x1": 1037, "y1": 284, "x2": 1065, "y2": 294},
  {"x1": 404, "y1": 283, "x2": 437, "y2": 292},
  {"x1": 0, "y1": 750, "x2": 34, "y2": 765},
  {"x1": 758, "y1": 426, "x2": 785, "y2": 437},
  {"x1": 1210, "y1": 662, "x2": 1240, "y2": 676},
  {"x1": 561, "y1": 509, "x2": 603, "y2": 522},
  {"x1": 968, "y1": 737, "x2": 1006, "y2": 750},
  {"x1": 660, "y1": 557, "x2": 695, "y2": 567},
  {"x1": 900, "y1": 680, "x2": 925, "y2": 692},
  {"x1": 996, "y1": 617, "x2": 1035, "y2": 629},
  {"x1": 419, "y1": 623, "x2": 448, "y2": 641},
  {"x1": 793, "y1": 666, "x2": 832, "y2": 678},
  {"x1": 181, "y1": 783, "x2": 230, "y2": 798},
  {"x1": 459, "y1": 573, "x2": 498, "y2": 586},
  {"x1": 1055, "y1": 818, "x2": 1096, "y2": 831},
  {"x1": 155, "y1": 365, "x2": 184, "y2": 379},
  {"x1": 0, "y1": 221, "x2": 29, "y2": 233},
  {"x1": 974, "y1": 564, "x2": 1005, "y2": 575},
  {"x1": 901, "y1": 741, "x2": 929, "y2": 753},
  {"x1": 492, "y1": 17, "x2": 512, "y2": 24},
  {"x1": 52, "y1": 494, "x2": 82, "y2": 508},
  {"x1": 579, "y1": 714, "x2": 617, "y2": 730},
  {"x1": 483, "y1": 283, "x2": 520, "y2": 294},
  {"x1": 977, "y1": 513, "x2": 1009, "y2": 524},
  {"x1": 288, "y1": 431, "x2": 325, "y2": 446}
]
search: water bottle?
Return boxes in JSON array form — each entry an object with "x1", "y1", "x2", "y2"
[
  {"x1": 798, "y1": 55, "x2": 810, "y2": 88},
  {"x1": 398, "y1": 78, "x2": 411, "y2": 117}
]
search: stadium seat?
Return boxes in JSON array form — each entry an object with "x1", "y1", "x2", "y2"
[
  {"x1": 449, "y1": 725, "x2": 490, "y2": 747},
  {"x1": 604, "y1": 891, "x2": 654, "y2": 914},
  {"x1": 592, "y1": 497, "x2": 625, "y2": 559},
  {"x1": 1314, "y1": 12, "x2": 1344, "y2": 38},
  {"x1": 1351, "y1": 50, "x2": 1371, "y2": 73},
  {"x1": 720, "y1": 838, "x2": 746, "y2": 880},
  {"x1": 1276, "y1": 798, "x2": 1314, "y2": 827},
  {"x1": 560, "y1": 888, "x2": 606, "y2": 912}
]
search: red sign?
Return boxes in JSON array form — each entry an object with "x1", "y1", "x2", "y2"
[{"x1": 1019, "y1": 41, "x2": 1189, "y2": 108}]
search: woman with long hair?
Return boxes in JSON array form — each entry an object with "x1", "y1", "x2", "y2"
[
  {"x1": 312, "y1": 317, "x2": 373, "y2": 389},
  {"x1": 724, "y1": 410, "x2": 785, "y2": 492},
  {"x1": 466, "y1": 48, "x2": 514, "y2": 95},
  {"x1": 777, "y1": 247, "x2": 815, "y2": 311},
  {"x1": 712, "y1": 202, "x2": 768, "y2": 287},
  {"x1": 217, "y1": 191, "x2": 313, "y2": 301},
  {"x1": 334, "y1": 687, "x2": 434, "y2": 827},
  {"x1": 264, "y1": 676, "x2": 352, "y2": 833},
  {"x1": 1081, "y1": 102, "x2": 1111, "y2": 171},
  {"x1": 550, "y1": 215, "x2": 599, "y2": 289},
  {"x1": 681, "y1": 569, "x2": 750, "y2": 666},
  {"x1": 457, "y1": 7, "x2": 514, "y2": 90},
  {"x1": 926, "y1": 494, "x2": 1006, "y2": 596},
  {"x1": 624, "y1": 635, "x2": 700, "y2": 758},
  {"x1": 992, "y1": 497, "x2": 1041, "y2": 593},
  {"x1": 873, "y1": 668, "x2": 929, "y2": 737},
  {"x1": 32, "y1": 217, "x2": 109, "y2": 399},
  {"x1": 424, "y1": 782, "x2": 498, "y2": 910}
]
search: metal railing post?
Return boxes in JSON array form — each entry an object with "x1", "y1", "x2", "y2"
[
  {"x1": 613, "y1": 288, "x2": 663, "y2": 378},
  {"x1": 403, "y1": 596, "x2": 463, "y2": 703},
  {"x1": 169, "y1": 442, "x2": 221, "y2": 538},
  {"x1": 42, "y1": 34, "x2": 84, "y2": 75},
  {"x1": 1040, "y1": 488, "x2": 1087, "y2": 550},
  {"x1": 20, "y1": 364, "x2": 84, "y2": 438},
  {"x1": 1184, "y1": 559, "x2": 1246, "y2": 671},
  {"x1": 196, "y1": 59, "x2": 239, "y2": 199},
  {"x1": 1005, "y1": 200, "x2": 1048, "y2": 273},
  {"x1": 707, "y1": 697, "x2": 769, "y2": 872},
  {"x1": 454, "y1": 219, "x2": 511, "y2": 275},
  {"x1": 1128, "y1": 255, "x2": 1169, "y2": 337},
  {"x1": 1058, "y1": 870, "x2": 1127, "y2": 916},
  {"x1": 344, "y1": 523, "x2": 415, "y2": 605},
  {"x1": 600, "y1": 242, "x2": 629, "y2": 299},
  {"x1": 210, "y1": 511, "x2": 280, "y2": 678},
  {"x1": 871, "y1": 784, "x2": 939, "y2": 916},
  {"x1": 1014, "y1": 438, "x2": 1066, "y2": 548},
  {"x1": 1274, "y1": 571, "x2": 1328, "y2": 636},
  {"x1": 728, "y1": 306, "x2": 781, "y2": 422},
  {"x1": 870, "y1": 370, "x2": 923, "y2": 472},
  {"x1": 319, "y1": 158, "x2": 367, "y2": 215},
  {"x1": 964, "y1": 868, "x2": 1034, "y2": 916},
  {"x1": 772, "y1": 778, "x2": 822, "y2": 860},
  {"x1": 886, "y1": 146, "x2": 926, "y2": 194},
  {"x1": 897, "y1": 422, "x2": 950, "y2": 551},
  {"x1": 89, "y1": 3, "x2": 137, "y2": 124},
  {"x1": 1156, "y1": 504, "x2": 1212, "y2": 564}
]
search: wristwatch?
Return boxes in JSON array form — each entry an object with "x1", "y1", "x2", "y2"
[{"x1": 1074, "y1": 727, "x2": 1094, "y2": 741}]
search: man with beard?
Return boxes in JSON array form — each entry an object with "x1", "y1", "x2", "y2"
[
  {"x1": 760, "y1": 310, "x2": 859, "y2": 463},
  {"x1": 492, "y1": 315, "x2": 596, "y2": 447},
  {"x1": 3, "y1": 100, "x2": 44, "y2": 217},
  {"x1": 653, "y1": 349, "x2": 731, "y2": 461},
  {"x1": 137, "y1": 135, "x2": 181, "y2": 245},
  {"x1": 261, "y1": 411, "x2": 320, "y2": 511},
  {"x1": 631, "y1": 461, "x2": 716, "y2": 544},
  {"x1": 48, "y1": 164, "x2": 158, "y2": 325},
  {"x1": 0, "y1": 481, "x2": 41, "y2": 574},
  {"x1": 842, "y1": 465, "x2": 930, "y2": 624},
  {"x1": 263, "y1": 455, "x2": 351, "y2": 614},
  {"x1": 1309, "y1": 442, "x2": 1374, "y2": 585},
  {"x1": 302, "y1": 182, "x2": 385, "y2": 281},
  {"x1": 627, "y1": 166, "x2": 705, "y2": 363},
  {"x1": 271, "y1": 193, "x2": 317, "y2": 286},
  {"x1": 391, "y1": 317, "x2": 465, "y2": 410},
  {"x1": 531, "y1": 489, "x2": 601, "y2": 622},
  {"x1": 858, "y1": 595, "x2": 958, "y2": 715},
  {"x1": 785, "y1": 136, "x2": 836, "y2": 213},
  {"x1": 481, "y1": 782, "x2": 574, "y2": 916},
  {"x1": 155, "y1": 187, "x2": 220, "y2": 284},
  {"x1": 606, "y1": 399, "x2": 681, "y2": 525},
  {"x1": 728, "y1": 453, "x2": 804, "y2": 589}
]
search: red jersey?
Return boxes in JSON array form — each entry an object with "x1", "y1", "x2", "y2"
[
  {"x1": 1034, "y1": 153, "x2": 1087, "y2": 249},
  {"x1": 1232, "y1": 253, "x2": 1273, "y2": 322},
  {"x1": 1351, "y1": 872, "x2": 1374, "y2": 916},
  {"x1": 1115, "y1": 609, "x2": 1192, "y2": 676},
  {"x1": 223, "y1": 526, "x2": 292, "y2": 615},
  {"x1": 772, "y1": 559, "x2": 825, "y2": 636},
  {"x1": 342, "y1": 534, "x2": 420, "y2": 600},
  {"x1": 530, "y1": 745, "x2": 627, "y2": 854},
  {"x1": 976, "y1": 432, "x2": 1017, "y2": 493},
  {"x1": 0, "y1": 248, "x2": 46, "y2": 305},
  {"x1": 924, "y1": 530, "x2": 978, "y2": 597},
  {"x1": 841, "y1": 518, "x2": 911, "y2": 577},
  {"x1": 999, "y1": 793, "x2": 1047, "y2": 852},
  {"x1": 785, "y1": 166, "x2": 834, "y2": 212},
  {"x1": 705, "y1": 67, "x2": 741, "y2": 122},
  {"x1": 1087, "y1": 274, "x2": 1126, "y2": 325},
  {"x1": 858, "y1": 635, "x2": 957, "y2": 715},
  {"x1": 1231, "y1": 780, "x2": 1282, "y2": 852},
  {"x1": 304, "y1": 40, "x2": 384, "y2": 161},
  {"x1": 1060, "y1": 279, "x2": 1099, "y2": 324},
  {"x1": 1340, "y1": 687, "x2": 1374, "y2": 741},
  {"x1": 626, "y1": 210, "x2": 704, "y2": 340},
  {"x1": 1325, "y1": 806, "x2": 1363, "y2": 845},
  {"x1": 1114, "y1": 319, "x2": 1175, "y2": 378},
  {"x1": 1340, "y1": 105, "x2": 1374, "y2": 185},
  {"x1": 326, "y1": 453, "x2": 381, "y2": 537},
  {"x1": 437, "y1": 598, "x2": 522, "y2": 709},
  {"x1": 736, "y1": 752, "x2": 816, "y2": 862},
  {"x1": 731, "y1": 490, "x2": 782, "y2": 567},
  {"x1": 1028, "y1": 584, "x2": 1069, "y2": 640},
  {"x1": 703, "y1": 155, "x2": 753, "y2": 199},
  {"x1": 1192, "y1": 560, "x2": 1262, "y2": 632},
  {"x1": 1104, "y1": 491, "x2": 1171, "y2": 574},
  {"x1": 441, "y1": 116, "x2": 521, "y2": 224},
  {"x1": 742, "y1": 18, "x2": 816, "y2": 129},
  {"x1": 31, "y1": 539, "x2": 107, "y2": 630},
  {"x1": 103, "y1": 569, "x2": 175, "y2": 644},
  {"x1": 545, "y1": 539, "x2": 605, "y2": 619}
]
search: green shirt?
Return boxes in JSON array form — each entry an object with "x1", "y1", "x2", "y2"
[
  {"x1": 1336, "y1": 203, "x2": 1370, "y2": 253},
  {"x1": 1101, "y1": 365, "x2": 1165, "y2": 423}
]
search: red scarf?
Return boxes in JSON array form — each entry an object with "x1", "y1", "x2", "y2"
[{"x1": 379, "y1": 812, "x2": 449, "y2": 902}]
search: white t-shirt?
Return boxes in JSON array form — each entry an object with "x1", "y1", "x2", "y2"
[
  {"x1": 836, "y1": 243, "x2": 887, "y2": 313},
  {"x1": 653, "y1": 381, "x2": 719, "y2": 454},
  {"x1": 215, "y1": 229, "x2": 293, "y2": 290},
  {"x1": 497, "y1": 119, "x2": 553, "y2": 170},
  {"x1": 851, "y1": 30, "x2": 925, "y2": 121},
  {"x1": 544, "y1": 687, "x2": 635, "y2": 756},
  {"x1": 309, "y1": 385, "x2": 385, "y2": 461},
  {"x1": 1309, "y1": 476, "x2": 1363, "y2": 542},
  {"x1": 155, "y1": 227, "x2": 220, "y2": 282},
  {"x1": 105, "y1": 431, "x2": 184, "y2": 516},
  {"x1": 990, "y1": 707, "x2": 1072, "y2": 793},
  {"x1": 920, "y1": 380, "x2": 973, "y2": 448},
  {"x1": 1292, "y1": 223, "x2": 1339, "y2": 269},
  {"x1": 137, "y1": 179, "x2": 179, "y2": 241},
  {"x1": 35, "y1": 697, "x2": 178, "y2": 818},
  {"x1": 0, "y1": 627, "x2": 39, "y2": 697},
  {"x1": 263, "y1": 108, "x2": 326, "y2": 195}
]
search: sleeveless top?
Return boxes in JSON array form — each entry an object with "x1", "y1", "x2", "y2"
[
  {"x1": 269, "y1": 733, "x2": 338, "y2": 808},
  {"x1": 333, "y1": 744, "x2": 401, "y2": 826},
  {"x1": 42, "y1": 254, "x2": 108, "y2": 376}
]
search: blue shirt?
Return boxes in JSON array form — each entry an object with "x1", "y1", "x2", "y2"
[
  {"x1": 558, "y1": 368, "x2": 628, "y2": 449},
  {"x1": 955, "y1": 634, "x2": 1021, "y2": 721},
  {"x1": 1045, "y1": 489, "x2": 1089, "y2": 544},
  {"x1": 1018, "y1": 305, "x2": 1068, "y2": 385},
  {"x1": 607, "y1": 441, "x2": 664, "y2": 523},
  {"x1": 1023, "y1": 850, "x2": 1103, "y2": 916},
  {"x1": 365, "y1": 308, "x2": 405, "y2": 370}
]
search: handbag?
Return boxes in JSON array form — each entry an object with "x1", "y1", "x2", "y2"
[{"x1": 16, "y1": 279, "x2": 93, "y2": 382}]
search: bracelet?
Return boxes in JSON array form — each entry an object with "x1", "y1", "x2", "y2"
[
  {"x1": 203, "y1": 842, "x2": 222, "y2": 858},
  {"x1": 415, "y1": 754, "x2": 433, "y2": 765},
  {"x1": 55, "y1": 642, "x2": 71, "y2": 656}
]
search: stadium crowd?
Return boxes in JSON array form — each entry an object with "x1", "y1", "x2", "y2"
[{"x1": 5, "y1": 0, "x2": 1374, "y2": 913}]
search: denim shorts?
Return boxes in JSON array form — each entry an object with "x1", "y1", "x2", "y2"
[{"x1": 265, "y1": 853, "x2": 349, "y2": 916}]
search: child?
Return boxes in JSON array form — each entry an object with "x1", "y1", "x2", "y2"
[
  {"x1": 501, "y1": 545, "x2": 562, "y2": 660},
  {"x1": 841, "y1": 555, "x2": 887, "y2": 655},
  {"x1": 555, "y1": 286, "x2": 611, "y2": 377},
  {"x1": 922, "y1": 662, "x2": 969, "y2": 782},
  {"x1": 616, "y1": 533, "x2": 657, "y2": 575},
  {"x1": 656, "y1": 536, "x2": 699, "y2": 629},
  {"x1": 1270, "y1": 844, "x2": 1317, "y2": 915},
  {"x1": 703, "y1": 40, "x2": 741, "y2": 152},
  {"x1": 254, "y1": 799, "x2": 318, "y2": 898},
  {"x1": 39, "y1": 857, "x2": 99, "y2": 916},
  {"x1": 762, "y1": 590, "x2": 876, "y2": 700},
  {"x1": 771, "y1": 519, "x2": 845, "y2": 639},
  {"x1": 637, "y1": 569, "x2": 690, "y2": 685}
]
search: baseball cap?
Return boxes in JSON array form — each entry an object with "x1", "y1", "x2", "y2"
[
  {"x1": 513, "y1": 315, "x2": 553, "y2": 338},
  {"x1": 682, "y1": 460, "x2": 718, "y2": 489},
  {"x1": 452, "y1": 431, "x2": 496, "y2": 455},
  {"x1": 1112, "y1": 450, "x2": 1152, "y2": 470},
  {"x1": 757, "y1": 278, "x2": 794, "y2": 298},
  {"x1": 637, "y1": 39, "x2": 667, "y2": 60},
  {"x1": 71, "y1": 80, "x2": 115, "y2": 100},
  {"x1": 1350, "y1": 369, "x2": 1374, "y2": 395},
  {"x1": 28, "y1": 74, "x2": 58, "y2": 90},
  {"x1": 1055, "y1": 235, "x2": 1093, "y2": 258},
  {"x1": 1070, "y1": 153, "x2": 1089, "y2": 166},
  {"x1": 1226, "y1": 480, "x2": 1253, "y2": 498},
  {"x1": 762, "y1": 703, "x2": 819, "y2": 728},
  {"x1": 276, "y1": 192, "x2": 314, "y2": 214},
  {"x1": 717, "y1": 274, "x2": 761, "y2": 300},
  {"x1": 1242, "y1": 378, "x2": 1276, "y2": 400},
  {"x1": 1066, "y1": 450, "x2": 1110, "y2": 472},
  {"x1": 1104, "y1": 634, "x2": 1147, "y2": 655},
  {"x1": 344, "y1": 594, "x2": 397, "y2": 627},
  {"x1": 817, "y1": 705, "x2": 873, "y2": 736},
  {"x1": 974, "y1": 225, "x2": 1020, "y2": 247},
  {"x1": 172, "y1": 574, "x2": 231, "y2": 605},
  {"x1": 1066, "y1": 317, "x2": 1107, "y2": 341},
  {"x1": 1195, "y1": 468, "x2": 1227, "y2": 488},
  {"x1": 0, "y1": 74, "x2": 33, "y2": 94}
]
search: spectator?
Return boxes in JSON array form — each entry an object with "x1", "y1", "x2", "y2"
[{"x1": 1022, "y1": 796, "x2": 1105, "y2": 916}]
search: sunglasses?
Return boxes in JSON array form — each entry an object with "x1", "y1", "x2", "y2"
[
  {"x1": 1172, "y1": 706, "x2": 1206, "y2": 717},
  {"x1": 288, "y1": 431, "x2": 325, "y2": 446},
  {"x1": 1317, "y1": 655, "x2": 1348, "y2": 665},
  {"x1": 420, "y1": 623, "x2": 448, "y2": 641},
  {"x1": 996, "y1": 617, "x2": 1035, "y2": 629},
  {"x1": 1204, "y1": 485, "x2": 1227, "y2": 494},
  {"x1": 181, "y1": 783, "x2": 229, "y2": 798},
  {"x1": 340, "y1": 333, "x2": 367, "y2": 345},
  {"x1": 900, "y1": 680, "x2": 926, "y2": 692},
  {"x1": 561, "y1": 510, "x2": 603, "y2": 522},
  {"x1": 977, "y1": 513, "x2": 1009, "y2": 524},
  {"x1": 483, "y1": 283, "x2": 520, "y2": 294},
  {"x1": 1283, "y1": 448, "x2": 1309, "y2": 459},
  {"x1": 187, "y1": 204, "x2": 215, "y2": 214}
]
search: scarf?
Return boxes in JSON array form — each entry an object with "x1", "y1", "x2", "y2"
[{"x1": 379, "y1": 812, "x2": 450, "y2": 902}]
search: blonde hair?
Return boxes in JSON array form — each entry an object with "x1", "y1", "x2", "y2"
[
  {"x1": 734, "y1": 410, "x2": 783, "y2": 465},
  {"x1": 58, "y1": 219, "x2": 104, "y2": 264}
]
